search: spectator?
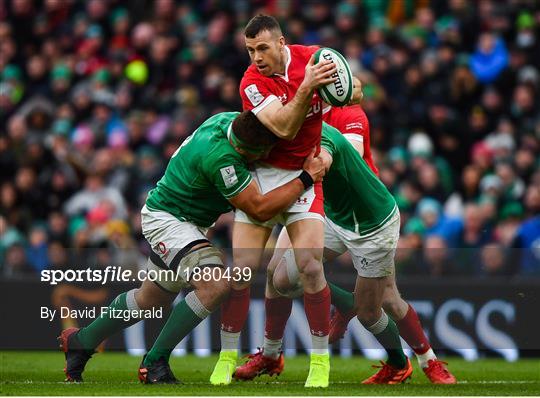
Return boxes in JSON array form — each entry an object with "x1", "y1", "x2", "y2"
[
  {"x1": 64, "y1": 172, "x2": 127, "y2": 220},
  {"x1": 421, "y1": 235, "x2": 457, "y2": 277},
  {"x1": 478, "y1": 243, "x2": 509, "y2": 276},
  {"x1": 511, "y1": 214, "x2": 540, "y2": 276},
  {"x1": 25, "y1": 224, "x2": 49, "y2": 272},
  {"x1": 409, "y1": 198, "x2": 462, "y2": 247},
  {"x1": 3, "y1": 243, "x2": 34, "y2": 277},
  {"x1": 470, "y1": 32, "x2": 509, "y2": 84},
  {"x1": 0, "y1": 1, "x2": 539, "y2": 281}
]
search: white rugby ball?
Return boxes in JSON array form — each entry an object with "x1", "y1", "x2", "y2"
[{"x1": 314, "y1": 48, "x2": 353, "y2": 107}]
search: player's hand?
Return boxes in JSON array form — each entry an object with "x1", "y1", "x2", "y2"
[
  {"x1": 319, "y1": 147, "x2": 333, "y2": 172},
  {"x1": 348, "y1": 76, "x2": 363, "y2": 105},
  {"x1": 302, "y1": 147, "x2": 326, "y2": 183},
  {"x1": 301, "y1": 54, "x2": 337, "y2": 91}
]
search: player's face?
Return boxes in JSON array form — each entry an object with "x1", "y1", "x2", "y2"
[{"x1": 245, "y1": 30, "x2": 285, "y2": 76}]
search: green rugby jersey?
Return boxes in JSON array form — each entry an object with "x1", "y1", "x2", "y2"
[
  {"x1": 321, "y1": 123, "x2": 396, "y2": 236},
  {"x1": 145, "y1": 112, "x2": 252, "y2": 227}
]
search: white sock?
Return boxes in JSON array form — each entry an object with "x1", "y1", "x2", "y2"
[
  {"x1": 126, "y1": 289, "x2": 140, "y2": 311},
  {"x1": 220, "y1": 330, "x2": 240, "y2": 352},
  {"x1": 263, "y1": 337, "x2": 282, "y2": 359},
  {"x1": 311, "y1": 334, "x2": 329, "y2": 355},
  {"x1": 417, "y1": 348, "x2": 437, "y2": 368},
  {"x1": 185, "y1": 291, "x2": 211, "y2": 319},
  {"x1": 366, "y1": 311, "x2": 389, "y2": 335}
]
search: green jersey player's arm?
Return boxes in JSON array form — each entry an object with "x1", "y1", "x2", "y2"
[
  {"x1": 346, "y1": 138, "x2": 364, "y2": 157},
  {"x1": 229, "y1": 178, "x2": 307, "y2": 222},
  {"x1": 209, "y1": 153, "x2": 321, "y2": 223},
  {"x1": 320, "y1": 124, "x2": 341, "y2": 171}
]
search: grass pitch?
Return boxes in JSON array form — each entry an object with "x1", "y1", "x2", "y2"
[{"x1": 1, "y1": 351, "x2": 539, "y2": 395}]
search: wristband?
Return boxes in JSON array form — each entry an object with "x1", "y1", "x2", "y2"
[{"x1": 298, "y1": 170, "x2": 314, "y2": 190}]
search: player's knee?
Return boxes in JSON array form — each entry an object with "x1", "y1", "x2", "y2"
[
  {"x1": 273, "y1": 272, "x2": 304, "y2": 298},
  {"x1": 381, "y1": 299, "x2": 400, "y2": 320},
  {"x1": 231, "y1": 263, "x2": 256, "y2": 289},
  {"x1": 382, "y1": 296, "x2": 408, "y2": 320},
  {"x1": 134, "y1": 287, "x2": 170, "y2": 310},
  {"x1": 272, "y1": 269, "x2": 290, "y2": 294},
  {"x1": 357, "y1": 306, "x2": 382, "y2": 327},
  {"x1": 266, "y1": 265, "x2": 275, "y2": 283},
  {"x1": 212, "y1": 277, "x2": 231, "y2": 302},
  {"x1": 297, "y1": 257, "x2": 323, "y2": 280},
  {"x1": 191, "y1": 273, "x2": 230, "y2": 309},
  {"x1": 267, "y1": 253, "x2": 280, "y2": 275}
]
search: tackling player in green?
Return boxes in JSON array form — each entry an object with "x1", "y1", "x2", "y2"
[{"x1": 58, "y1": 110, "x2": 325, "y2": 384}]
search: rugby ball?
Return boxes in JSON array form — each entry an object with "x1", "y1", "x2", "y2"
[{"x1": 314, "y1": 48, "x2": 353, "y2": 107}]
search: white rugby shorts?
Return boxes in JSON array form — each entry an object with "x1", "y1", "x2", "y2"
[{"x1": 234, "y1": 164, "x2": 324, "y2": 228}]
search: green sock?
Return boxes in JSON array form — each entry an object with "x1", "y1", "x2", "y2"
[
  {"x1": 77, "y1": 291, "x2": 141, "y2": 350},
  {"x1": 328, "y1": 282, "x2": 355, "y2": 314},
  {"x1": 144, "y1": 293, "x2": 209, "y2": 366},
  {"x1": 367, "y1": 312, "x2": 407, "y2": 369}
]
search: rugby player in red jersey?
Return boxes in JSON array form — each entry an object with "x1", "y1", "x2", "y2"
[
  {"x1": 235, "y1": 101, "x2": 456, "y2": 384},
  {"x1": 210, "y1": 14, "x2": 361, "y2": 388}
]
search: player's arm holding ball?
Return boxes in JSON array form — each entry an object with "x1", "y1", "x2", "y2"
[
  {"x1": 241, "y1": 17, "x2": 337, "y2": 141},
  {"x1": 255, "y1": 55, "x2": 336, "y2": 140}
]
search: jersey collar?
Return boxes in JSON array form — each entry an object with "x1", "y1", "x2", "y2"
[
  {"x1": 274, "y1": 45, "x2": 291, "y2": 82},
  {"x1": 227, "y1": 122, "x2": 232, "y2": 140}
]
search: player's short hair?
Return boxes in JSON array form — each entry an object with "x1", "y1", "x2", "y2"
[
  {"x1": 244, "y1": 14, "x2": 282, "y2": 38},
  {"x1": 231, "y1": 111, "x2": 278, "y2": 149}
]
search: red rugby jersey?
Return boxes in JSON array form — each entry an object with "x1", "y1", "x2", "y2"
[
  {"x1": 240, "y1": 45, "x2": 323, "y2": 170},
  {"x1": 322, "y1": 105, "x2": 379, "y2": 176}
]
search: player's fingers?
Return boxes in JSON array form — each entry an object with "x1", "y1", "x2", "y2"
[
  {"x1": 315, "y1": 62, "x2": 336, "y2": 73},
  {"x1": 321, "y1": 64, "x2": 337, "y2": 74},
  {"x1": 320, "y1": 76, "x2": 338, "y2": 85},
  {"x1": 318, "y1": 69, "x2": 337, "y2": 81},
  {"x1": 307, "y1": 54, "x2": 315, "y2": 66}
]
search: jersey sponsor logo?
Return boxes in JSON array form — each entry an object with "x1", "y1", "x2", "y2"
[
  {"x1": 346, "y1": 122, "x2": 364, "y2": 131},
  {"x1": 244, "y1": 84, "x2": 264, "y2": 106},
  {"x1": 220, "y1": 165, "x2": 238, "y2": 189},
  {"x1": 277, "y1": 93, "x2": 287, "y2": 103},
  {"x1": 296, "y1": 197, "x2": 309, "y2": 204}
]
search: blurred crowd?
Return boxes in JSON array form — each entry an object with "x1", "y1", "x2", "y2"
[{"x1": 1, "y1": 0, "x2": 539, "y2": 279}]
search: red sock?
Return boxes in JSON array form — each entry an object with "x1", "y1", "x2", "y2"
[
  {"x1": 220, "y1": 287, "x2": 250, "y2": 333},
  {"x1": 304, "y1": 285, "x2": 331, "y2": 336},
  {"x1": 265, "y1": 296, "x2": 292, "y2": 340},
  {"x1": 396, "y1": 303, "x2": 431, "y2": 355}
]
